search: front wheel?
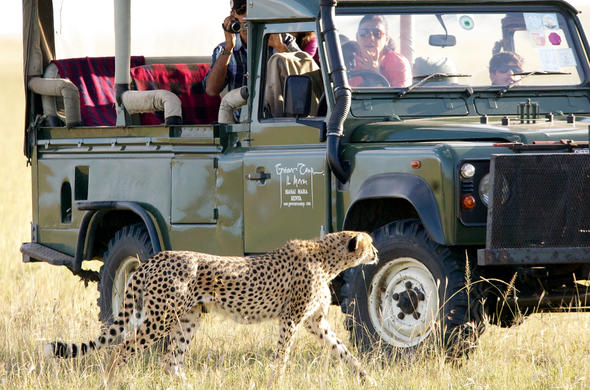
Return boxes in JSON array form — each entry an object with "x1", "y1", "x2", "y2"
[
  {"x1": 97, "y1": 223, "x2": 154, "y2": 325},
  {"x1": 342, "y1": 219, "x2": 484, "y2": 356}
]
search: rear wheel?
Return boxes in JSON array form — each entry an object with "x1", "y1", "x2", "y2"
[
  {"x1": 342, "y1": 219, "x2": 484, "y2": 357},
  {"x1": 97, "y1": 223, "x2": 154, "y2": 325}
]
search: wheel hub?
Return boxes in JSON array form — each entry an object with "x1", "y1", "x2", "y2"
[
  {"x1": 368, "y1": 257, "x2": 439, "y2": 348},
  {"x1": 112, "y1": 256, "x2": 141, "y2": 319},
  {"x1": 393, "y1": 281, "x2": 426, "y2": 319}
]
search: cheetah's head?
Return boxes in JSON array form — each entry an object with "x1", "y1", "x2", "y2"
[{"x1": 322, "y1": 231, "x2": 378, "y2": 270}]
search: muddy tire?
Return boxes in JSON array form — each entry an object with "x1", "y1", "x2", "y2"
[
  {"x1": 341, "y1": 219, "x2": 484, "y2": 357},
  {"x1": 97, "y1": 223, "x2": 154, "y2": 325}
]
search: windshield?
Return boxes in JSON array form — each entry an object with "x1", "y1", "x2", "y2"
[{"x1": 336, "y1": 10, "x2": 584, "y2": 89}]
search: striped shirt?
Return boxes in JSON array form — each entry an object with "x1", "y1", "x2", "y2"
[{"x1": 203, "y1": 34, "x2": 248, "y2": 93}]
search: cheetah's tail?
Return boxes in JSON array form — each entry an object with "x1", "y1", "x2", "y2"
[
  {"x1": 43, "y1": 338, "x2": 103, "y2": 359},
  {"x1": 43, "y1": 267, "x2": 145, "y2": 359}
]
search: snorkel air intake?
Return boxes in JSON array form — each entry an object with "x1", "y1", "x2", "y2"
[{"x1": 320, "y1": 0, "x2": 352, "y2": 184}]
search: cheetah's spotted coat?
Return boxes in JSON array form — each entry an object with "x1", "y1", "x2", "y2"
[{"x1": 45, "y1": 231, "x2": 378, "y2": 385}]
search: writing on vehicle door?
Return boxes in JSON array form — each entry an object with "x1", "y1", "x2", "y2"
[{"x1": 275, "y1": 163, "x2": 324, "y2": 208}]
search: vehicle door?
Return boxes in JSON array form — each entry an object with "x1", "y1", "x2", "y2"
[{"x1": 243, "y1": 23, "x2": 327, "y2": 253}]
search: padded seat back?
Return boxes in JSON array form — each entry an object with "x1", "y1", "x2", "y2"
[
  {"x1": 264, "y1": 51, "x2": 322, "y2": 118},
  {"x1": 130, "y1": 63, "x2": 221, "y2": 125},
  {"x1": 51, "y1": 56, "x2": 145, "y2": 126}
]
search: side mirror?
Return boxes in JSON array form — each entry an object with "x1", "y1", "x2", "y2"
[
  {"x1": 284, "y1": 75, "x2": 312, "y2": 117},
  {"x1": 429, "y1": 34, "x2": 456, "y2": 47}
]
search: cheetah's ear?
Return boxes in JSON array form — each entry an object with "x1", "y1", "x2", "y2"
[{"x1": 347, "y1": 236, "x2": 359, "y2": 252}]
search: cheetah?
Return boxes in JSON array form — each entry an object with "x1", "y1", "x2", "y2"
[{"x1": 44, "y1": 231, "x2": 378, "y2": 386}]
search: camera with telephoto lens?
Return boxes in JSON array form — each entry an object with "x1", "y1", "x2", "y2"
[{"x1": 229, "y1": 19, "x2": 242, "y2": 33}]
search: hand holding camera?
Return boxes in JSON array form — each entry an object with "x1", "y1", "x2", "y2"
[
  {"x1": 223, "y1": 19, "x2": 243, "y2": 34},
  {"x1": 221, "y1": 15, "x2": 239, "y2": 52}
]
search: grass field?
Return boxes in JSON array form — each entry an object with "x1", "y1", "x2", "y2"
[{"x1": 1, "y1": 37, "x2": 590, "y2": 389}]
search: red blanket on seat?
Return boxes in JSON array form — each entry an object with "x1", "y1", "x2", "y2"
[
  {"x1": 130, "y1": 63, "x2": 221, "y2": 125},
  {"x1": 52, "y1": 56, "x2": 145, "y2": 126}
]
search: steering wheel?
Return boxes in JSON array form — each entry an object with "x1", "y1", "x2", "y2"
[{"x1": 348, "y1": 69, "x2": 390, "y2": 87}]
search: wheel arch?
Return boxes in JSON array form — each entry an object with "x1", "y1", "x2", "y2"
[
  {"x1": 75, "y1": 201, "x2": 165, "y2": 269},
  {"x1": 343, "y1": 173, "x2": 445, "y2": 244}
]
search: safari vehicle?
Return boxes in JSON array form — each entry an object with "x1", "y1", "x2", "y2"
[{"x1": 21, "y1": 0, "x2": 590, "y2": 355}]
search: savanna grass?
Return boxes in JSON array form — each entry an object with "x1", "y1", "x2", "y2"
[{"x1": 0, "y1": 38, "x2": 589, "y2": 389}]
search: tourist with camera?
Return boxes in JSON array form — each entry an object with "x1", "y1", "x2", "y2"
[
  {"x1": 204, "y1": 0, "x2": 300, "y2": 98},
  {"x1": 204, "y1": 0, "x2": 248, "y2": 97}
]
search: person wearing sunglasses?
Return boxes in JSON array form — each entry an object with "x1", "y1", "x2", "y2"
[
  {"x1": 489, "y1": 51, "x2": 524, "y2": 86},
  {"x1": 350, "y1": 14, "x2": 411, "y2": 87}
]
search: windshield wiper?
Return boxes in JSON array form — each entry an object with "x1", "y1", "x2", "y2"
[
  {"x1": 496, "y1": 71, "x2": 571, "y2": 97},
  {"x1": 398, "y1": 73, "x2": 471, "y2": 98}
]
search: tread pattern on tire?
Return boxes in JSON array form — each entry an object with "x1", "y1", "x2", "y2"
[
  {"x1": 97, "y1": 223, "x2": 153, "y2": 325},
  {"x1": 340, "y1": 219, "x2": 485, "y2": 356}
]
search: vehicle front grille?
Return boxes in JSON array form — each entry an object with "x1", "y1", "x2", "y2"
[{"x1": 487, "y1": 153, "x2": 590, "y2": 249}]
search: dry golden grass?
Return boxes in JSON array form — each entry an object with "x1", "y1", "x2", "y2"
[{"x1": 0, "y1": 37, "x2": 589, "y2": 389}]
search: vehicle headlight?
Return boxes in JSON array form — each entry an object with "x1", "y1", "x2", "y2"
[
  {"x1": 460, "y1": 163, "x2": 476, "y2": 179},
  {"x1": 478, "y1": 173, "x2": 490, "y2": 206}
]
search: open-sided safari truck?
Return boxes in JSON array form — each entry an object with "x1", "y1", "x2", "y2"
[{"x1": 21, "y1": 0, "x2": 590, "y2": 356}]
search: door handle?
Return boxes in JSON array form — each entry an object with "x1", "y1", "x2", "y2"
[{"x1": 246, "y1": 171, "x2": 271, "y2": 182}]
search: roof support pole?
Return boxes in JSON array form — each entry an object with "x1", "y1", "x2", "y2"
[
  {"x1": 114, "y1": 0, "x2": 131, "y2": 126},
  {"x1": 400, "y1": 15, "x2": 414, "y2": 66}
]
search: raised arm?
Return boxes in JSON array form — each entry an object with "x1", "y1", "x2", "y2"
[{"x1": 205, "y1": 15, "x2": 237, "y2": 96}]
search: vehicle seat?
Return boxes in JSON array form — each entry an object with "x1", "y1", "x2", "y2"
[
  {"x1": 130, "y1": 63, "x2": 221, "y2": 125},
  {"x1": 50, "y1": 56, "x2": 146, "y2": 126},
  {"x1": 264, "y1": 51, "x2": 322, "y2": 118}
]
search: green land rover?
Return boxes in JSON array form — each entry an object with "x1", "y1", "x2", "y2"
[{"x1": 21, "y1": 0, "x2": 590, "y2": 355}]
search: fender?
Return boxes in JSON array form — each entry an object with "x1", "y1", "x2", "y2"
[
  {"x1": 344, "y1": 173, "x2": 445, "y2": 244},
  {"x1": 74, "y1": 201, "x2": 163, "y2": 274}
]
